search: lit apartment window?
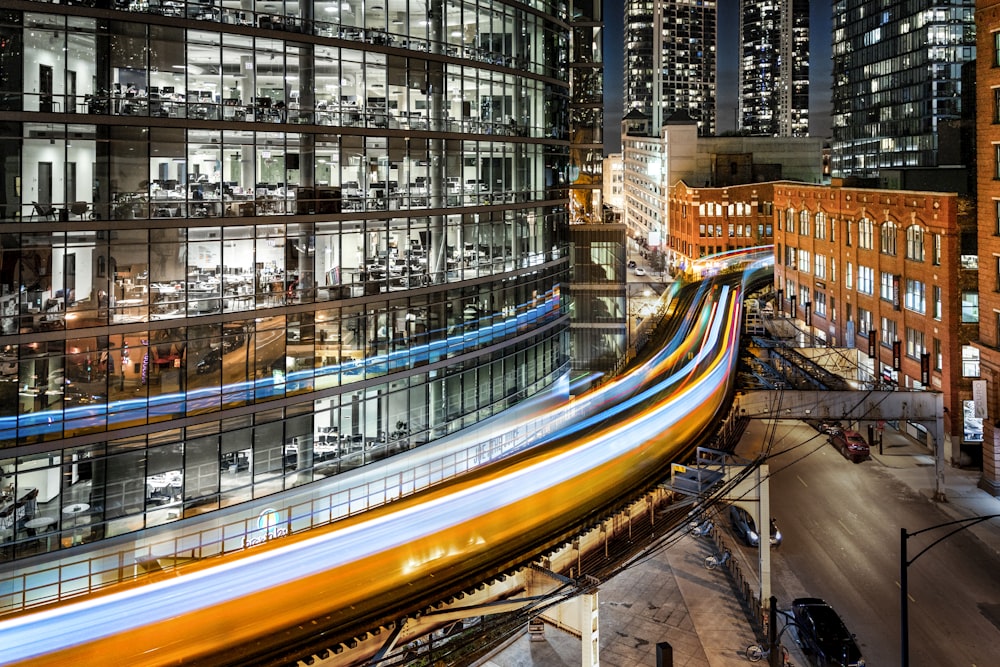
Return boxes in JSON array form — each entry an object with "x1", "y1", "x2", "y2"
[
  {"x1": 858, "y1": 307, "x2": 871, "y2": 335},
  {"x1": 880, "y1": 221, "x2": 897, "y2": 255},
  {"x1": 905, "y1": 327, "x2": 925, "y2": 359},
  {"x1": 904, "y1": 279, "x2": 925, "y2": 314},
  {"x1": 813, "y1": 290, "x2": 826, "y2": 317},
  {"x1": 961, "y1": 292, "x2": 979, "y2": 323},
  {"x1": 858, "y1": 218, "x2": 873, "y2": 249},
  {"x1": 880, "y1": 271, "x2": 895, "y2": 302},
  {"x1": 815, "y1": 212, "x2": 827, "y2": 240},
  {"x1": 906, "y1": 224, "x2": 924, "y2": 261},
  {"x1": 880, "y1": 316, "x2": 898, "y2": 346},
  {"x1": 962, "y1": 345, "x2": 980, "y2": 378},
  {"x1": 858, "y1": 265, "x2": 874, "y2": 295}
]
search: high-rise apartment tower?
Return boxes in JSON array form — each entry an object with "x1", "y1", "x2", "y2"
[
  {"x1": 623, "y1": 0, "x2": 717, "y2": 136},
  {"x1": 739, "y1": 0, "x2": 809, "y2": 137}
]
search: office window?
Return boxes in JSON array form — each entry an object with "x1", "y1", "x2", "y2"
[
  {"x1": 932, "y1": 285, "x2": 942, "y2": 320},
  {"x1": 933, "y1": 338, "x2": 942, "y2": 371},
  {"x1": 906, "y1": 224, "x2": 924, "y2": 261},
  {"x1": 996, "y1": 200, "x2": 1000, "y2": 236},
  {"x1": 798, "y1": 248, "x2": 810, "y2": 273},
  {"x1": 880, "y1": 271, "x2": 894, "y2": 302},
  {"x1": 962, "y1": 345, "x2": 980, "y2": 378},
  {"x1": 904, "y1": 279, "x2": 925, "y2": 314},
  {"x1": 845, "y1": 219, "x2": 852, "y2": 246},
  {"x1": 785, "y1": 207, "x2": 795, "y2": 232},
  {"x1": 858, "y1": 218, "x2": 873, "y2": 249},
  {"x1": 995, "y1": 31, "x2": 1000, "y2": 66},
  {"x1": 905, "y1": 327, "x2": 925, "y2": 359},
  {"x1": 995, "y1": 88, "x2": 1000, "y2": 123},
  {"x1": 798, "y1": 210, "x2": 810, "y2": 236},
  {"x1": 880, "y1": 316, "x2": 898, "y2": 346},
  {"x1": 830, "y1": 218, "x2": 836, "y2": 243},
  {"x1": 814, "y1": 212, "x2": 827, "y2": 240},
  {"x1": 813, "y1": 290, "x2": 826, "y2": 317},
  {"x1": 845, "y1": 261, "x2": 853, "y2": 290},
  {"x1": 858, "y1": 307, "x2": 871, "y2": 335},
  {"x1": 814, "y1": 254, "x2": 826, "y2": 279},
  {"x1": 932, "y1": 233, "x2": 941, "y2": 265},
  {"x1": 880, "y1": 221, "x2": 897, "y2": 255},
  {"x1": 857, "y1": 265, "x2": 874, "y2": 295},
  {"x1": 995, "y1": 144, "x2": 1000, "y2": 179},
  {"x1": 962, "y1": 292, "x2": 979, "y2": 323}
]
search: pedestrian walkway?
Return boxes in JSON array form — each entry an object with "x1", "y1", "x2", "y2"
[{"x1": 480, "y1": 418, "x2": 1000, "y2": 667}]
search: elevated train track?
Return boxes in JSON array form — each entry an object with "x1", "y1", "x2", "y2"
[{"x1": 0, "y1": 249, "x2": 773, "y2": 666}]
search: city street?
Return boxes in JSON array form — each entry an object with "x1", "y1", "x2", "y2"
[{"x1": 736, "y1": 419, "x2": 1000, "y2": 666}]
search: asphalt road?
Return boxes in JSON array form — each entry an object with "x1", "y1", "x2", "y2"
[{"x1": 736, "y1": 420, "x2": 1000, "y2": 666}]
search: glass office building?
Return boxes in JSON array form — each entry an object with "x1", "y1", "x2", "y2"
[{"x1": 0, "y1": 1, "x2": 570, "y2": 561}]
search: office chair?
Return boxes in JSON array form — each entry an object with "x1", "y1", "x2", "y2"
[{"x1": 32, "y1": 202, "x2": 57, "y2": 222}]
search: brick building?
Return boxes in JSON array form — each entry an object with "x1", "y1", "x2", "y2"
[
  {"x1": 667, "y1": 181, "x2": 776, "y2": 262},
  {"x1": 773, "y1": 182, "x2": 978, "y2": 460},
  {"x1": 975, "y1": 1, "x2": 1000, "y2": 494}
]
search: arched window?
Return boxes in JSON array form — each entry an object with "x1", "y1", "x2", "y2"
[
  {"x1": 906, "y1": 224, "x2": 925, "y2": 261},
  {"x1": 798, "y1": 210, "x2": 810, "y2": 236},
  {"x1": 858, "y1": 218, "x2": 874, "y2": 249},
  {"x1": 880, "y1": 220, "x2": 897, "y2": 255}
]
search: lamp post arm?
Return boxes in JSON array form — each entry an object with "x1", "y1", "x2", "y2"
[
  {"x1": 906, "y1": 513, "x2": 1000, "y2": 567},
  {"x1": 902, "y1": 513, "x2": 1000, "y2": 667}
]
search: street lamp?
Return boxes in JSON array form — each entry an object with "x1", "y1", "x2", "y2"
[{"x1": 900, "y1": 514, "x2": 1000, "y2": 666}]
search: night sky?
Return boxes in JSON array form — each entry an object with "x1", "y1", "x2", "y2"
[{"x1": 602, "y1": 0, "x2": 833, "y2": 152}]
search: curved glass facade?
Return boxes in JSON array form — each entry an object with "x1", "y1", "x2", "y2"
[{"x1": 0, "y1": 2, "x2": 570, "y2": 561}]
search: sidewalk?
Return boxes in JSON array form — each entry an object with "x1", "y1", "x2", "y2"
[{"x1": 481, "y1": 419, "x2": 1000, "y2": 667}]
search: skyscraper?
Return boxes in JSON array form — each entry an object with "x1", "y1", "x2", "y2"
[
  {"x1": 623, "y1": 0, "x2": 717, "y2": 136},
  {"x1": 739, "y1": 0, "x2": 809, "y2": 137},
  {"x1": 0, "y1": 0, "x2": 570, "y2": 577},
  {"x1": 830, "y1": 0, "x2": 976, "y2": 177}
]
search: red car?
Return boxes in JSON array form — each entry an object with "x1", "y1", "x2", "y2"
[{"x1": 830, "y1": 429, "x2": 870, "y2": 463}]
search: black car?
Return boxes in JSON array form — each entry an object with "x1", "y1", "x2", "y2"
[
  {"x1": 791, "y1": 597, "x2": 865, "y2": 667},
  {"x1": 729, "y1": 504, "x2": 782, "y2": 548}
]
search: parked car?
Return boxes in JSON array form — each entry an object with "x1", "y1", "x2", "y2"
[
  {"x1": 791, "y1": 597, "x2": 866, "y2": 667},
  {"x1": 728, "y1": 505, "x2": 782, "y2": 548},
  {"x1": 816, "y1": 419, "x2": 843, "y2": 436},
  {"x1": 830, "y1": 429, "x2": 870, "y2": 463}
]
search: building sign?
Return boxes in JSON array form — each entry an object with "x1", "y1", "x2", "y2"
[
  {"x1": 242, "y1": 507, "x2": 290, "y2": 549},
  {"x1": 973, "y1": 380, "x2": 988, "y2": 420}
]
